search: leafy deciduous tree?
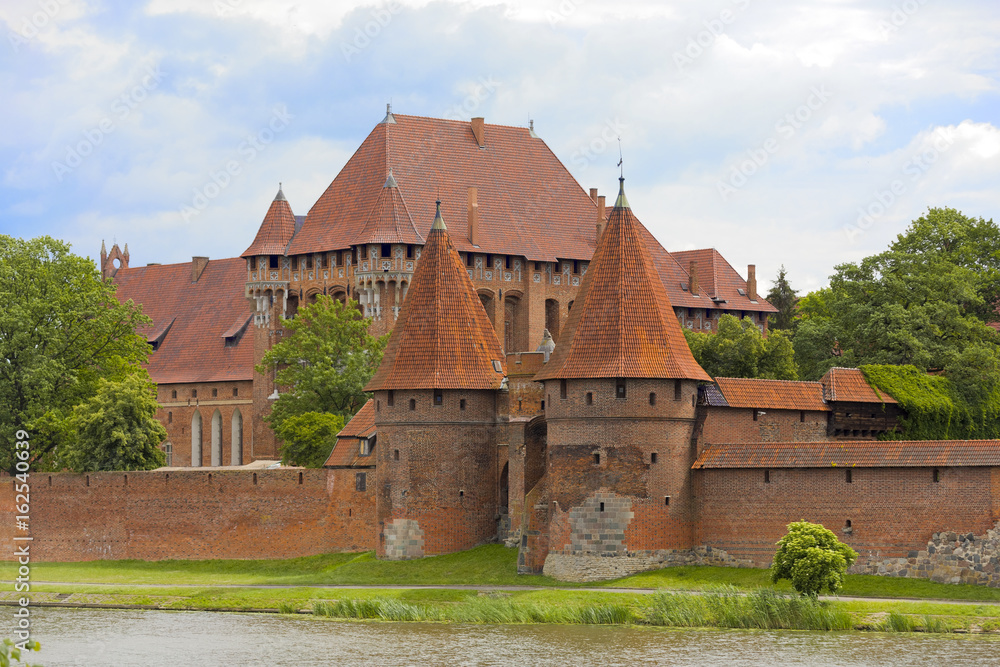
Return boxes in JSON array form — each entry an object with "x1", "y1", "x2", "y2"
[
  {"x1": 273, "y1": 411, "x2": 345, "y2": 468},
  {"x1": 684, "y1": 315, "x2": 798, "y2": 380},
  {"x1": 64, "y1": 372, "x2": 168, "y2": 472},
  {"x1": 258, "y1": 295, "x2": 387, "y2": 435},
  {"x1": 772, "y1": 520, "x2": 859, "y2": 596},
  {"x1": 0, "y1": 236, "x2": 151, "y2": 474}
]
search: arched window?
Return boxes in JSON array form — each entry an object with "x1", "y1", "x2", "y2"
[
  {"x1": 191, "y1": 411, "x2": 203, "y2": 467},
  {"x1": 211, "y1": 410, "x2": 223, "y2": 467},
  {"x1": 231, "y1": 409, "x2": 243, "y2": 466}
]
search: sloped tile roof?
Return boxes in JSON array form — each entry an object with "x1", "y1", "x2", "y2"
[
  {"x1": 365, "y1": 203, "x2": 507, "y2": 391},
  {"x1": 714, "y1": 377, "x2": 830, "y2": 411},
  {"x1": 289, "y1": 114, "x2": 594, "y2": 262},
  {"x1": 821, "y1": 367, "x2": 898, "y2": 404},
  {"x1": 693, "y1": 440, "x2": 1000, "y2": 469},
  {"x1": 352, "y1": 172, "x2": 424, "y2": 245},
  {"x1": 113, "y1": 258, "x2": 254, "y2": 383},
  {"x1": 337, "y1": 399, "x2": 376, "y2": 439},
  {"x1": 535, "y1": 179, "x2": 711, "y2": 382},
  {"x1": 324, "y1": 400, "x2": 377, "y2": 468},
  {"x1": 241, "y1": 188, "x2": 297, "y2": 257}
]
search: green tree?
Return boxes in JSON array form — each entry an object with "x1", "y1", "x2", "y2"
[
  {"x1": 258, "y1": 295, "x2": 387, "y2": 435},
  {"x1": 684, "y1": 315, "x2": 797, "y2": 380},
  {"x1": 63, "y1": 373, "x2": 168, "y2": 471},
  {"x1": 0, "y1": 236, "x2": 151, "y2": 474},
  {"x1": 1, "y1": 638, "x2": 41, "y2": 667},
  {"x1": 766, "y1": 265, "x2": 799, "y2": 331},
  {"x1": 793, "y1": 208, "x2": 1000, "y2": 379},
  {"x1": 772, "y1": 520, "x2": 858, "y2": 596},
  {"x1": 273, "y1": 412, "x2": 345, "y2": 467}
]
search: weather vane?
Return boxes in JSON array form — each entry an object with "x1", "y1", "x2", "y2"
[{"x1": 617, "y1": 137, "x2": 624, "y2": 178}]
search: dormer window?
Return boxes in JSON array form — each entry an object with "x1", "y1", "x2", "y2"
[{"x1": 360, "y1": 435, "x2": 376, "y2": 456}]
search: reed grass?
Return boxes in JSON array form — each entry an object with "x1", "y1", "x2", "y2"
[{"x1": 648, "y1": 586, "x2": 852, "y2": 631}]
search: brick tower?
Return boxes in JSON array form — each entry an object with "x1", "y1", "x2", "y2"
[
  {"x1": 243, "y1": 185, "x2": 299, "y2": 460},
  {"x1": 525, "y1": 177, "x2": 712, "y2": 580},
  {"x1": 366, "y1": 201, "x2": 508, "y2": 559}
]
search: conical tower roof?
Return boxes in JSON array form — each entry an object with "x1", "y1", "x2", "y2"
[
  {"x1": 352, "y1": 171, "x2": 424, "y2": 245},
  {"x1": 534, "y1": 178, "x2": 711, "y2": 382},
  {"x1": 365, "y1": 201, "x2": 507, "y2": 391},
  {"x1": 241, "y1": 185, "x2": 297, "y2": 257}
]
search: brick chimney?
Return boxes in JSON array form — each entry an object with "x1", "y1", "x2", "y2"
[
  {"x1": 589, "y1": 188, "x2": 598, "y2": 203},
  {"x1": 192, "y1": 256, "x2": 209, "y2": 282},
  {"x1": 596, "y1": 195, "x2": 606, "y2": 240},
  {"x1": 689, "y1": 261, "x2": 699, "y2": 296},
  {"x1": 747, "y1": 264, "x2": 757, "y2": 301},
  {"x1": 467, "y1": 187, "x2": 479, "y2": 246},
  {"x1": 471, "y1": 117, "x2": 485, "y2": 148}
]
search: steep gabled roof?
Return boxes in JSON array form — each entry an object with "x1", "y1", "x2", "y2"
[
  {"x1": 352, "y1": 171, "x2": 424, "y2": 245},
  {"x1": 713, "y1": 377, "x2": 829, "y2": 412},
  {"x1": 693, "y1": 440, "x2": 1000, "y2": 469},
  {"x1": 241, "y1": 186, "x2": 297, "y2": 257},
  {"x1": 821, "y1": 367, "x2": 898, "y2": 404},
  {"x1": 535, "y1": 179, "x2": 711, "y2": 382},
  {"x1": 288, "y1": 114, "x2": 596, "y2": 261},
  {"x1": 365, "y1": 202, "x2": 507, "y2": 391},
  {"x1": 324, "y1": 399, "x2": 377, "y2": 468},
  {"x1": 113, "y1": 258, "x2": 253, "y2": 383}
]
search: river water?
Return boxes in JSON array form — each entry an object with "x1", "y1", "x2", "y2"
[{"x1": 25, "y1": 608, "x2": 1000, "y2": 666}]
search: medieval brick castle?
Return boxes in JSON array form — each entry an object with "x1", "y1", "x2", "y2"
[{"x1": 11, "y1": 112, "x2": 999, "y2": 585}]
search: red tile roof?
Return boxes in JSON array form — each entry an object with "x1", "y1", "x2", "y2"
[
  {"x1": 352, "y1": 172, "x2": 424, "y2": 245},
  {"x1": 365, "y1": 203, "x2": 507, "y2": 391},
  {"x1": 241, "y1": 188, "x2": 297, "y2": 257},
  {"x1": 713, "y1": 377, "x2": 830, "y2": 411},
  {"x1": 324, "y1": 400, "x2": 377, "y2": 468},
  {"x1": 693, "y1": 440, "x2": 1000, "y2": 469},
  {"x1": 821, "y1": 367, "x2": 898, "y2": 404},
  {"x1": 337, "y1": 399, "x2": 376, "y2": 439},
  {"x1": 669, "y1": 248, "x2": 774, "y2": 313},
  {"x1": 113, "y1": 258, "x2": 254, "y2": 383},
  {"x1": 289, "y1": 114, "x2": 594, "y2": 262},
  {"x1": 535, "y1": 180, "x2": 711, "y2": 382},
  {"x1": 281, "y1": 113, "x2": 772, "y2": 313}
]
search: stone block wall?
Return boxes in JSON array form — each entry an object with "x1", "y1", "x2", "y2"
[{"x1": 855, "y1": 524, "x2": 1000, "y2": 586}]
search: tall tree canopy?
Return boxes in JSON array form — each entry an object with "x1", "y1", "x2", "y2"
[
  {"x1": 258, "y1": 295, "x2": 387, "y2": 435},
  {"x1": 0, "y1": 236, "x2": 151, "y2": 474},
  {"x1": 684, "y1": 315, "x2": 797, "y2": 380},
  {"x1": 766, "y1": 265, "x2": 799, "y2": 331},
  {"x1": 794, "y1": 208, "x2": 1000, "y2": 380}
]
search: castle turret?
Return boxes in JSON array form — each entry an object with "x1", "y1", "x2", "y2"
[
  {"x1": 527, "y1": 177, "x2": 711, "y2": 580},
  {"x1": 366, "y1": 200, "x2": 507, "y2": 560}
]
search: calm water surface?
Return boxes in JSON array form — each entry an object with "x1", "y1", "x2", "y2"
[{"x1": 26, "y1": 608, "x2": 1000, "y2": 666}]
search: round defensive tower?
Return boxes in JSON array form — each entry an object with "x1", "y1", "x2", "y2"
[
  {"x1": 365, "y1": 200, "x2": 508, "y2": 559},
  {"x1": 530, "y1": 178, "x2": 712, "y2": 579}
]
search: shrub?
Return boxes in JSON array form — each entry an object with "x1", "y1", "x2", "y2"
[{"x1": 772, "y1": 521, "x2": 858, "y2": 596}]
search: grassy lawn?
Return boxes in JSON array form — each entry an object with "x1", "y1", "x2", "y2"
[{"x1": 6, "y1": 544, "x2": 1000, "y2": 605}]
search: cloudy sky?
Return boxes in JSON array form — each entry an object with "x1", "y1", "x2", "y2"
[{"x1": 2, "y1": 0, "x2": 998, "y2": 293}]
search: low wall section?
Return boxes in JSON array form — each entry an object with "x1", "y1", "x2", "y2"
[{"x1": 1, "y1": 469, "x2": 376, "y2": 562}]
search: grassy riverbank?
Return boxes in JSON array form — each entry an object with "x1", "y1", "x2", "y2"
[
  {"x1": 8, "y1": 545, "x2": 1000, "y2": 602},
  {"x1": 7, "y1": 545, "x2": 1000, "y2": 633}
]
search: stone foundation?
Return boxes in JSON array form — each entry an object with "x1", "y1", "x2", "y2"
[
  {"x1": 383, "y1": 519, "x2": 425, "y2": 560},
  {"x1": 853, "y1": 523, "x2": 1000, "y2": 587},
  {"x1": 543, "y1": 545, "x2": 752, "y2": 582}
]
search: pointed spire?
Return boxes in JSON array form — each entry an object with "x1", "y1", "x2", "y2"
[
  {"x1": 384, "y1": 169, "x2": 398, "y2": 188},
  {"x1": 241, "y1": 186, "x2": 297, "y2": 257},
  {"x1": 275, "y1": 183, "x2": 286, "y2": 201},
  {"x1": 101, "y1": 239, "x2": 107, "y2": 255},
  {"x1": 534, "y1": 179, "x2": 710, "y2": 382},
  {"x1": 431, "y1": 199, "x2": 446, "y2": 231},
  {"x1": 365, "y1": 199, "x2": 505, "y2": 391},
  {"x1": 123, "y1": 243, "x2": 129, "y2": 259},
  {"x1": 614, "y1": 176, "x2": 630, "y2": 209}
]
